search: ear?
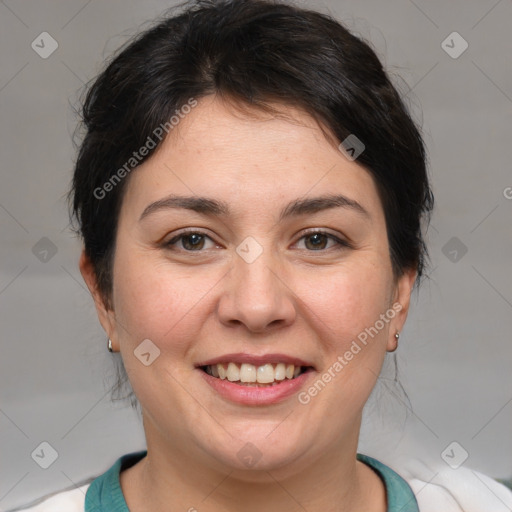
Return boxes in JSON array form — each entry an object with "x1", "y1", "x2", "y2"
[
  {"x1": 79, "y1": 249, "x2": 119, "y2": 351},
  {"x1": 386, "y1": 267, "x2": 417, "y2": 352}
]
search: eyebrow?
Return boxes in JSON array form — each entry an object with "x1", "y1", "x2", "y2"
[{"x1": 139, "y1": 194, "x2": 370, "y2": 222}]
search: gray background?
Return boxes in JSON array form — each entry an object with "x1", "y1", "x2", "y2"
[{"x1": 1, "y1": 0, "x2": 511, "y2": 509}]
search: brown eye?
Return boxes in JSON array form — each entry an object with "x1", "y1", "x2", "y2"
[
  {"x1": 165, "y1": 232, "x2": 215, "y2": 251},
  {"x1": 295, "y1": 231, "x2": 350, "y2": 251},
  {"x1": 181, "y1": 233, "x2": 206, "y2": 250},
  {"x1": 305, "y1": 233, "x2": 329, "y2": 250}
]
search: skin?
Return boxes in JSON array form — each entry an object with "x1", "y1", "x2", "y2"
[{"x1": 80, "y1": 95, "x2": 417, "y2": 511}]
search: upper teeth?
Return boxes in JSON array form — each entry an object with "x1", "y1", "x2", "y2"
[{"x1": 206, "y1": 363, "x2": 302, "y2": 383}]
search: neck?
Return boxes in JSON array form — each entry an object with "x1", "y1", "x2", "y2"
[{"x1": 120, "y1": 418, "x2": 386, "y2": 512}]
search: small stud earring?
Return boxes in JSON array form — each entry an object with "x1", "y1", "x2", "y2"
[
  {"x1": 108, "y1": 338, "x2": 113, "y2": 352},
  {"x1": 387, "y1": 331, "x2": 400, "y2": 353}
]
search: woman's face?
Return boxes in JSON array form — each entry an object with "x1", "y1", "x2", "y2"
[{"x1": 82, "y1": 95, "x2": 415, "y2": 476}]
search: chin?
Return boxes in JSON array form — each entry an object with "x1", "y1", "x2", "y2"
[{"x1": 201, "y1": 423, "x2": 314, "y2": 476}]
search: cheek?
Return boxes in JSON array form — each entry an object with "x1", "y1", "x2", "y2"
[
  {"x1": 112, "y1": 251, "x2": 218, "y2": 359},
  {"x1": 297, "y1": 261, "x2": 392, "y2": 348},
  {"x1": 293, "y1": 268, "x2": 393, "y2": 419}
]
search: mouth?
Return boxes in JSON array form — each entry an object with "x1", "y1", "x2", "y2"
[
  {"x1": 200, "y1": 362, "x2": 314, "y2": 387},
  {"x1": 195, "y1": 353, "x2": 315, "y2": 404}
]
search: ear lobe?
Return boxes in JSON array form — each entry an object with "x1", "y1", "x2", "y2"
[
  {"x1": 79, "y1": 249, "x2": 116, "y2": 338},
  {"x1": 387, "y1": 267, "x2": 417, "y2": 351}
]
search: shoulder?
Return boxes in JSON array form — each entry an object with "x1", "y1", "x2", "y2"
[
  {"x1": 7, "y1": 484, "x2": 89, "y2": 512},
  {"x1": 393, "y1": 456, "x2": 512, "y2": 512},
  {"x1": 9, "y1": 450, "x2": 147, "y2": 512}
]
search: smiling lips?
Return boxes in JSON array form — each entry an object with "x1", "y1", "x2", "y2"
[{"x1": 197, "y1": 353, "x2": 314, "y2": 388}]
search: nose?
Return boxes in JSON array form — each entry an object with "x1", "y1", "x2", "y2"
[{"x1": 217, "y1": 250, "x2": 296, "y2": 333}]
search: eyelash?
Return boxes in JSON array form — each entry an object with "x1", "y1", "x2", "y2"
[{"x1": 163, "y1": 229, "x2": 351, "y2": 252}]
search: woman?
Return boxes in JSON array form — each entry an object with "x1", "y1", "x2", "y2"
[{"x1": 13, "y1": 0, "x2": 512, "y2": 510}]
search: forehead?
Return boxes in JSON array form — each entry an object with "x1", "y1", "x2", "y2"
[{"x1": 121, "y1": 95, "x2": 383, "y2": 221}]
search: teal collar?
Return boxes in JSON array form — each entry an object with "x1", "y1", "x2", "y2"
[
  {"x1": 357, "y1": 453, "x2": 419, "y2": 511},
  {"x1": 85, "y1": 451, "x2": 144, "y2": 511}
]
